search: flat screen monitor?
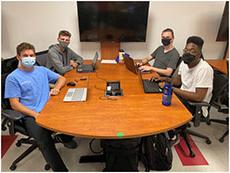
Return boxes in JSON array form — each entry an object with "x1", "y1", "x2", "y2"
[
  {"x1": 216, "y1": 2, "x2": 229, "y2": 42},
  {"x1": 77, "y1": 1, "x2": 149, "y2": 42}
]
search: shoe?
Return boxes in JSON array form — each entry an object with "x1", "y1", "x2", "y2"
[
  {"x1": 53, "y1": 134, "x2": 78, "y2": 149},
  {"x1": 169, "y1": 134, "x2": 179, "y2": 147},
  {"x1": 63, "y1": 140, "x2": 78, "y2": 149}
]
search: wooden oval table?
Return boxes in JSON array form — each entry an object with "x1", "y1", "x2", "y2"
[{"x1": 36, "y1": 61, "x2": 192, "y2": 139}]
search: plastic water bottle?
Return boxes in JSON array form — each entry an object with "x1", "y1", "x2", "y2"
[
  {"x1": 119, "y1": 49, "x2": 125, "y2": 62},
  {"x1": 162, "y1": 82, "x2": 173, "y2": 106}
]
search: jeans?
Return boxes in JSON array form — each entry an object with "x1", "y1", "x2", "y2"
[{"x1": 23, "y1": 116, "x2": 70, "y2": 171}]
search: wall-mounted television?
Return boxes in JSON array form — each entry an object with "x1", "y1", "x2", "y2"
[
  {"x1": 77, "y1": 1, "x2": 149, "y2": 42},
  {"x1": 216, "y1": 1, "x2": 229, "y2": 41}
]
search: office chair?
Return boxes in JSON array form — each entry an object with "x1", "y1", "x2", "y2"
[
  {"x1": 35, "y1": 50, "x2": 49, "y2": 66},
  {"x1": 177, "y1": 70, "x2": 228, "y2": 157},
  {"x1": 207, "y1": 71, "x2": 229, "y2": 143}
]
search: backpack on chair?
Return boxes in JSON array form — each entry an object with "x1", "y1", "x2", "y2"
[{"x1": 142, "y1": 133, "x2": 173, "y2": 171}]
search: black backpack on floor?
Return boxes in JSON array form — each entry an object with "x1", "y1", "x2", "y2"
[
  {"x1": 142, "y1": 133, "x2": 173, "y2": 171},
  {"x1": 102, "y1": 138, "x2": 140, "y2": 172}
]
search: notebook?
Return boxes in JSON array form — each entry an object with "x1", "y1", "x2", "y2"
[
  {"x1": 77, "y1": 52, "x2": 98, "y2": 73},
  {"x1": 138, "y1": 71, "x2": 163, "y2": 93},
  {"x1": 123, "y1": 54, "x2": 138, "y2": 74},
  {"x1": 63, "y1": 88, "x2": 87, "y2": 102}
]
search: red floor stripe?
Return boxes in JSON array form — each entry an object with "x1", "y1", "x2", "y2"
[
  {"x1": 174, "y1": 135, "x2": 209, "y2": 166},
  {"x1": 1, "y1": 135, "x2": 17, "y2": 158}
]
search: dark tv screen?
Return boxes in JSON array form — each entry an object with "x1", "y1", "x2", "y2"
[
  {"x1": 216, "y1": 1, "x2": 229, "y2": 41},
  {"x1": 77, "y1": 1, "x2": 149, "y2": 42}
]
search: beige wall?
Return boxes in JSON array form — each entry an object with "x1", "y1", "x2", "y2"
[{"x1": 1, "y1": 1, "x2": 227, "y2": 60}]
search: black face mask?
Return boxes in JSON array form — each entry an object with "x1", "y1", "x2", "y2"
[
  {"x1": 161, "y1": 38, "x2": 171, "y2": 46},
  {"x1": 182, "y1": 53, "x2": 196, "y2": 65}
]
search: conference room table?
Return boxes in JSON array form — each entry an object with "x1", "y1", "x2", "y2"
[{"x1": 36, "y1": 61, "x2": 192, "y2": 139}]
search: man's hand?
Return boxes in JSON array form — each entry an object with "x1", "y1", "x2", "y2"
[
  {"x1": 139, "y1": 65, "x2": 153, "y2": 72},
  {"x1": 158, "y1": 82, "x2": 165, "y2": 89},
  {"x1": 70, "y1": 60, "x2": 78, "y2": 68},
  {"x1": 136, "y1": 58, "x2": 149, "y2": 67},
  {"x1": 50, "y1": 88, "x2": 60, "y2": 96}
]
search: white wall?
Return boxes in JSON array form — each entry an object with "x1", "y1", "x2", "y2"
[{"x1": 1, "y1": 1, "x2": 227, "y2": 60}]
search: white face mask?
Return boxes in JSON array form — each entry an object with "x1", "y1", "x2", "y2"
[{"x1": 21, "y1": 56, "x2": 36, "y2": 68}]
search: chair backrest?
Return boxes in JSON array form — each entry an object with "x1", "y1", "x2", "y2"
[
  {"x1": 1, "y1": 57, "x2": 18, "y2": 74},
  {"x1": 1, "y1": 73, "x2": 12, "y2": 110},
  {"x1": 35, "y1": 50, "x2": 49, "y2": 67},
  {"x1": 171, "y1": 56, "x2": 182, "y2": 78},
  {"x1": 210, "y1": 70, "x2": 229, "y2": 111},
  {"x1": 1, "y1": 57, "x2": 19, "y2": 110}
]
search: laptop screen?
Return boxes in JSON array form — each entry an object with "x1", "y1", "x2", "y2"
[
  {"x1": 124, "y1": 55, "x2": 138, "y2": 74},
  {"x1": 92, "y1": 52, "x2": 99, "y2": 68}
]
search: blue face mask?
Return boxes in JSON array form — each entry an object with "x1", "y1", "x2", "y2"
[{"x1": 21, "y1": 56, "x2": 36, "y2": 68}]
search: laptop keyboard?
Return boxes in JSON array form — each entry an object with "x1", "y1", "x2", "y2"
[
  {"x1": 78, "y1": 64, "x2": 93, "y2": 72},
  {"x1": 64, "y1": 88, "x2": 87, "y2": 101},
  {"x1": 142, "y1": 79, "x2": 162, "y2": 93}
]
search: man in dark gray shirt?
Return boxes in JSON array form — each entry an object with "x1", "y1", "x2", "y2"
[
  {"x1": 138, "y1": 28, "x2": 180, "y2": 77},
  {"x1": 47, "y1": 30, "x2": 83, "y2": 75}
]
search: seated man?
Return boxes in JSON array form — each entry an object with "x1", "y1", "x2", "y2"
[
  {"x1": 5, "y1": 42, "x2": 77, "y2": 171},
  {"x1": 47, "y1": 30, "x2": 83, "y2": 75},
  {"x1": 138, "y1": 28, "x2": 180, "y2": 77},
  {"x1": 160, "y1": 36, "x2": 214, "y2": 141},
  {"x1": 170, "y1": 36, "x2": 213, "y2": 114}
]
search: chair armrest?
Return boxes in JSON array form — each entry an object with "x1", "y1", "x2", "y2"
[
  {"x1": 188, "y1": 101, "x2": 210, "y2": 107},
  {"x1": 2, "y1": 109, "x2": 25, "y2": 121}
]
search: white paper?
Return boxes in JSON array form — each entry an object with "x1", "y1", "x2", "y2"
[{"x1": 101, "y1": 60, "x2": 117, "y2": 64}]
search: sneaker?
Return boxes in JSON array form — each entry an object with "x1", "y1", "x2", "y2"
[
  {"x1": 169, "y1": 134, "x2": 179, "y2": 147},
  {"x1": 63, "y1": 140, "x2": 78, "y2": 149},
  {"x1": 53, "y1": 134, "x2": 78, "y2": 149}
]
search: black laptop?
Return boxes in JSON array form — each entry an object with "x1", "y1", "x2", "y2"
[
  {"x1": 138, "y1": 70, "x2": 163, "y2": 93},
  {"x1": 77, "y1": 52, "x2": 98, "y2": 73}
]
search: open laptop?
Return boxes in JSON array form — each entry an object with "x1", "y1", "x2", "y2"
[
  {"x1": 123, "y1": 54, "x2": 138, "y2": 74},
  {"x1": 77, "y1": 52, "x2": 98, "y2": 73},
  {"x1": 138, "y1": 70, "x2": 163, "y2": 93},
  {"x1": 63, "y1": 88, "x2": 87, "y2": 102}
]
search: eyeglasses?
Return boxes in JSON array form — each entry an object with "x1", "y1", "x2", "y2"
[{"x1": 183, "y1": 48, "x2": 199, "y2": 55}]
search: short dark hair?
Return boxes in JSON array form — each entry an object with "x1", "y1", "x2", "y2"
[
  {"x1": 58, "y1": 30, "x2": 71, "y2": 37},
  {"x1": 16, "y1": 42, "x2": 35, "y2": 55},
  {"x1": 186, "y1": 36, "x2": 204, "y2": 50},
  {"x1": 162, "y1": 28, "x2": 174, "y2": 38}
]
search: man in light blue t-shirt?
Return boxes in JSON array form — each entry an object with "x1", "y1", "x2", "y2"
[{"x1": 4, "y1": 42, "x2": 75, "y2": 171}]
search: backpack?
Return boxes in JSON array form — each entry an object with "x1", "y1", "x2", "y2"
[
  {"x1": 142, "y1": 133, "x2": 173, "y2": 171},
  {"x1": 102, "y1": 138, "x2": 140, "y2": 172}
]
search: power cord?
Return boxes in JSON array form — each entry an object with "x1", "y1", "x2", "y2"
[
  {"x1": 96, "y1": 72, "x2": 107, "y2": 81},
  {"x1": 99, "y1": 96, "x2": 118, "y2": 101}
]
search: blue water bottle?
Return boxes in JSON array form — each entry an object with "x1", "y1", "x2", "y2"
[{"x1": 162, "y1": 82, "x2": 173, "y2": 106}]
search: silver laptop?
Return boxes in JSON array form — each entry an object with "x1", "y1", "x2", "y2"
[
  {"x1": 77, "y1": 52, "x2": 99, "y2": 73},
  {"x1": 63, "y1": 88, "x2": 87, "y2": 102}
]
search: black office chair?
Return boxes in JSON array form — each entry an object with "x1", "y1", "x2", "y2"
[
  {"x1": 207, "y1": 71, "x2": 229, "y2": 143},
  {"x1": 1, "y1": 72, "x2": 51, "y2": 171},
  {"x1": 177, "y1": 70, "x2": 228, "y2": 157},
  {"x1": 1, "y1": 57, "x2": 18, "y2": 131}
]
